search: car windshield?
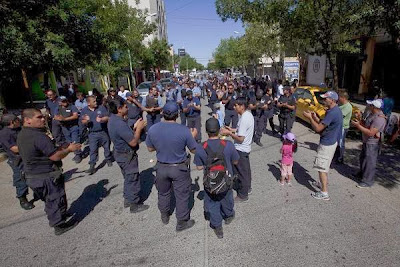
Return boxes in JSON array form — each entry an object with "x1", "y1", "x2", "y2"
[
  {"x1": 137, "y1": 83, "x2": 151, "y2": 89},
  {"x1": 314, "y1": 91, "x2": 326, "y2": 104}
]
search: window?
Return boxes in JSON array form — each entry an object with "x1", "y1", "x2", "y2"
[
  {"x1": 293, "y1": 88, "x2": 305, "y2": 99},
  {"x1": 303, "y1": 90, "x2": 314, "y2": 104}
]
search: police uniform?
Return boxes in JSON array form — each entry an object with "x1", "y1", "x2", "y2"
[
  {"x1": 183, "y1": 94, "x2": 202, "y2": 142},
  {"x1": 108, "y1": 114, "x2": 147, "y2": 212},
  {"x1": 142, "y1": 95, "x2": 163, "y2": 131},
  {"x1": 263, "y1": 94, "x2": 276, "y2": 133},
  {"x1": 145, "y1": 103, "x2": 197, "y2": 230},
  {"x1": 56, "y1": 103, "x2": 82, "y2": 160},
  {"x1": 222, "y1": 92, "x2": 238, "y2": 128},
  {"x1": 278, "y1": 94, "x2": 296, "y2": 134},
  {"x1": 45, "y1": 97, "x2": 64, "y2": 145},
  {"x1": 127, "y1": 96, "x2": 143, "y2": 128},
  {"x1": 81, "y1": 105, "x2": 112, "y2": 169},
  {"x1": 0, "y1": 126, "x2": 33, "y2": 208},
  {"x1": 17, "y1": 127, "x2": 67, "y2": 227},
  {"x1": 249, "y1": 95, "x2": 268, "y2": 144}
]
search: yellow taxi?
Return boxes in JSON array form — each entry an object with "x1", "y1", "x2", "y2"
[{"x1": 293, "y1": 86, "x2": 360, "y2": 122}]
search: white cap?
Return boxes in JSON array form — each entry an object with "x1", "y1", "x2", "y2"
[{"x1": 366, "y1": 99, "x2": 383, "y2": 109}]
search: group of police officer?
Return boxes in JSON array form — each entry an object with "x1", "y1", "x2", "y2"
[{"x1": 0, "y1": 75, "x2": 297, "y2": 237}]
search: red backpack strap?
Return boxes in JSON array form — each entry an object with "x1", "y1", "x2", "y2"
[
  {"x1": 202, "y1": 141, "x2": 208, "y2": 149},
  {"x1": 220, "y1": 139, "x2": 226, "y2": 147}
]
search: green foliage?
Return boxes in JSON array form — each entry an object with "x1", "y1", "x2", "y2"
[
  {"x1": 140, "y1": 39, "x2": 172, "y2": 70},
  {"x1": 178, "y1": 54, "x2": 204, "y2": 72}
]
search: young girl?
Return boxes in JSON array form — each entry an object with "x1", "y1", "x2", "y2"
[{"x1": 280, "y1": 132, "x2": 297, "y2": 185}]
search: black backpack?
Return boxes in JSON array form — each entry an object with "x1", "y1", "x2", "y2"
[{"x1": 202, "y1": 140, "x2": 233, "y2": 195}]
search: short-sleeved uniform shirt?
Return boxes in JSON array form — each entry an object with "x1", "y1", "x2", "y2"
[
  {"x1": 222, "y1": 92, "x2": 237, "y2": 110},
  {"x1": 278, "y1": 94, "x2": 296, "y2": 116},
  {"x1": 74, "y1": 99, "x2": 87, "y2": 113},
  {"x1": 45, "y1": 98, "x2": 60, "y2": 118},
  {"x1": 194, "y1": 139, "x2": 239, "y2": 176},
  {"x1": 108, "y1": 114, "x2": 135, "y2": 152},
  {"x1": 141, "y1": 96, "x2": 163, "y2": 108},
  {"x1": 0, "y1": 127, "x2": 20, "y2": 161},
  {"x1": 81, "y1": 105, "x2": 109, "y2": 132},
  {"x1": 234, "y1": 110, "x2": 255, "y2": 153},
  {"x1": 183, "y1": 97, "x2": 201, "y2": 117},
  {"x1": 320, "y1": 105, "x2": 343, "y2": 146},
  {"x1": 192, "y1": 87, "x2": 201, "y2": 97},
  {"x1": 249, "y1": 96, "x2": 269, "y2": 116},
  {"x1": 146, "y1": 122, "x2": 197, "y2": 164},
  {"x1": 339, "y1": 102, "x2": 352, "y2": 129},
  {"x1": 209, "y1": 89, "x2": 218, "y2": 102},
  {"x1": 127, "y1": 97, "x2": 143, "y2": 120},
  {"x1": 17, "y1": 127, "x2": 60, "y2": 174},
  {"x1": 56, "y1": 104, "x2": 79, "y2": 127},
  {"x1": 362, "y1": 110, "x2": 386, "y2": 145}
]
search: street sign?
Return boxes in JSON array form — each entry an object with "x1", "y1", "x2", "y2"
[
  {"x1": 178, "y1": 48, "x2": 186, "y2": 57},
  {"x1": 174, "y1": 64, "x2": 179, "y2": 68}
]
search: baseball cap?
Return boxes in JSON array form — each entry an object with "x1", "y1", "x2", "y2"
[
  {"x1": 282, "y1": 132, "x2": 296, "y2": 142},
  {"x1": 320, "y1": 91, "x2": 338, "y2": 101},
  {"x1": 366, "y1": 99, "x2": 383, "y2": 109},
  {"x1": 205, "y1": 118, "x2": 220, "y2": 134},
  {"x1": 59, "y1": 96, "x2": 68, "y2": 101},
  {"x1": 162, "y1": 102, "x2": 179, "y2": 115}
]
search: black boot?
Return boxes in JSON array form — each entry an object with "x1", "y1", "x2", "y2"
[
  {"x1": 176, "y1": 219, "x2": 195, "y2": 232},
  {"x1": 255, "y1": 140, "x2": 263, "y2": 147},
  {"x1": 213, "y1": 226, "x2": 224, "y2": 239},
  {"x1": 54, "y1": 220, "x2": 77, "y2": 236},
  {"x1": 224, "y1": 215, "x2": 235, "y2": 225},
  {"x1": 73, "y1": 155, "x2": 82, "y2": 164},
  {"x1": 161, "y1": 212, "x2": 171, "y2": 225},
  {"x1": 18, "y1": 196, "x2": 34, "y2": 210},
  {"x1": 107, "y1": 160, "x2": 113, "y2": 167},
  {"x1": 130, "y1": 203, "x2": 149, "y2": 213},
  {"x1": 85, "y1": 164, "x2": 95, "y2": 175}
]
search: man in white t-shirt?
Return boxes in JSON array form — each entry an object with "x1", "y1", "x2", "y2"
[
  {"x1": 118, "y1": 85, "x2": 130, "y2": 100},
  {"x1": 220, "y1": 97, "x2": 255, "y2": 202}
]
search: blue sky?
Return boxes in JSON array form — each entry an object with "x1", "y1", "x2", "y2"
[{"x1": 165, "y1": 0, "x2": 244, "y2": 66}]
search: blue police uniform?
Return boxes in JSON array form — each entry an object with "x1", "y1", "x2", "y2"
[
  {"x1": 108, "y1": 114, "x2": 142, "y2": 205},
  {"x1": 142, "y1": 95, "x2": 163, "y2": 131},
  {"x1": 249, "y1": 95, "x2": 268, "y2": 144},
  {"x1": 194, "y1": 139, "x2": 239, "y2": 229},
  {"x1": 222, "y1": 92, "x2": 239, "y2": 128},
  {"x1": 127, "y1": 96, "x2": 143, "y2": 128},
  {"x1": 146, "y1": 119, "x2": 197, "y2": 224},
  {"x1": 278, "y1": 94, "x2": 296, "y2": 134},
  {"x1": 81, "y1": 105, "x2": 112, "y2": 167},
  {"x1": 55, "y1": 104, "x2": 82, "y2": 158},
  {"x1": 0, "y1": 127, "x2": 29, "y2": 198},
  {"x1": 45, "y1": 97, "x2": 64, "y2": 145},
  {"x1": 183, "y1": 96, "x2": 202, "y2": 142},
  {"x1": 17, "y1": 127, "x2": 67, "y2": 227},
  {"x1": 75, "y1": 98, "x2": 88, "y2": 143}
]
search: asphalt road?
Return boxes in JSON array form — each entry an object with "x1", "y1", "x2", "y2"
[{"x1": 1, "y1": 101, "x2": 399, "y2": 267}]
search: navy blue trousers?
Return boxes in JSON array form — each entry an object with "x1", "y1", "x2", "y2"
[
  {"x1": 204, "y1": 190, "x2": 234, "y2": 228},
  {"x1": 88, "y1": 131, "x2": 112, "y2": 165},
  {"x1": 7, "y1": 160, "x2": 28, "y2": 198}
]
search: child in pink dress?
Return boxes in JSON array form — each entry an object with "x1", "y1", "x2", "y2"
[{"x1": 280, "y1": 132, "x2": 297, "y2": 185}]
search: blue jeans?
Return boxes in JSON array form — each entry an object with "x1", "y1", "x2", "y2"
[
  {"x1": 204, "y1": 190, "x2": 234, "y2": 228},
  {"x1": 7, "y1": 160, "x2": 28, "y2": 198}
]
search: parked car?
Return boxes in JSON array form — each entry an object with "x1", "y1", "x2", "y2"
[
  {"x1": 293, "y1": 86, "x2": 360, "y2": 122},
  {"x1": 159, "y1": 78, "x2": 172, "y2": 88},
  {"x1": 137, "y1": 81, "x2": 162, "y2": 97}
]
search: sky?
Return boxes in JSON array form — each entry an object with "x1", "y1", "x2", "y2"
[{"x1": 165, "y1": 0, "x2": 244, "y2": 67}]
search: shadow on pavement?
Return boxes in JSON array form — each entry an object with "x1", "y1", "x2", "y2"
[
  {"x1": 139, "y1": 168, "x2": 155, "y2": 202},
  {"x1": 64, "y1": 168, "x2": 85, "y2": 182},
  {"x1": 189, "y1": 177, "x2": 200, "y2": 210},
  {"x1": 68, "y1": 179, "x2": 118, "y2": 223},
  {"x1": 293, "y1": 161, "x2": 317, "y2": 192},
  {"x1": 333, "y1": 144, "x2": 400, "y2": 189},
  {"x1": 267, "y1": 163, "x2": 281, "y2": 181}
]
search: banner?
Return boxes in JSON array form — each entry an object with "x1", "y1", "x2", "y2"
[
  {"x1": 283, "y1": 57, "x2": 299, "y2": 82},
  {"x1": 306, "y1": 55, "x2": 326, "y2": 86}
]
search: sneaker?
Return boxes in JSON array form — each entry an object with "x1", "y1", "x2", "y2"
[
  {"x1": 54, "y1": 220, "x2": 77, "y2": 236},
  {"x1": 356, "y1": 182, "x2": 371, "y2": 188},
  {"x1": 279, "y1": 181, "x2": 285, "y2": 186},
  {"x1": 234, "y1": 196, "x2": 248, "y2": 203},
  {"x1": 204, "y1": 211, "x2": 210, "y2": 221},
  {"x1": 130, "y1": 204, "x2": 149, "y2": 213},
  {"x1": 213, "y1": 227, "x2": 224, "y2": 239},
  {"x1": 85, "y1": 164, "x2": 95, "y2": 175},
  {"x1": 107, "y1": 160, "x2": 113, "y2": 167},
  {"x1": 287, "y1": 181, "x2": 292, "y2": 186},
  {"x1": 176, "y1": 219, "x2": 195, "y2": 232},
  {"x1": 123, "y1": 200, "x2": 130, "y2": 208},
  {"x1": 248, "y1": 188, "x2": 253, "y2": 195},
  {"x1": 18, "y1": 196, "x2": 35, "y2": 210},
  {"x1": 224, "y1": 215, "x2": 235, "y2": 225},
  {"x1": 73, "y1": 155, "x2": 82, "y2": 164},
  {"x1": 255, "y1": 141, "x2": 263, "y2": 147},
  {"x1": 161, "y1": 212, "x2": 170, "y2": 225},
  {"x1": 311, "y1": 191, "x2": 330, "y2": 201}
]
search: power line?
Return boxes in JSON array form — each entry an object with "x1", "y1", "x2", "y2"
[{"x1": 166, "y1": 0, "x2": 196, "y2": 15}]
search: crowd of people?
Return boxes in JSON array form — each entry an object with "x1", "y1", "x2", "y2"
[{"x1": 0, "y1": 74, "x2": 396, "y2": 238}]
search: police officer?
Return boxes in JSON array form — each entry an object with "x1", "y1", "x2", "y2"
[
  {"x1": 106, "y1": 88, "x2": 124, "y2": 107},
  {"x1": 45, "y1": 89, "x2": 64, "y2": 145},
  {"x1": 54, "y1": 96, "x2": 82, "y2": 163},
  {"x1": 81, "y1": 96, "x2": 113, "y2": 174},
  {"x1": 126, "y1": 90, "x2": 144, "y2": 128},
  {"x1": 146, "y1": 102, "x2": 198, "y2": 232},
  {"x1": 183, "y1": 90, "x2": 202, "y2": 143},
  {"x1": 222, "y1": 84, "x2": 238, "y2": 128},
  {"x1": 17, "y1": 109, "x2": 81, "y2": 235},
  {"x1": 142, "y1": 86, "x2": 163, "y2": 131},
  {"x1": 0, "y1": 114, "x2": 34, "y2": 210},
  {"x1": 107, "y1": 100, "x2": 149, "y2": 213},
  {"x1": 177, "y1": 84, "x2": 187, "y2": 125},
  {"x1": 277, "y1": 86, "x2": 296, "y2": 135},
  {"x1": 264, "y1": 87, "x2": 277, "y2": 134},
  {"x1": 249, "y1": 90, "x2": 268, "y2": 147},
  {"x1": 75, "y1": 92, "x2": 88, "y2": 144}
]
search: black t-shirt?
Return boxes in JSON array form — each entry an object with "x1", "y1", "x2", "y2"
[
  {"x1": 17, "y1": 127, "x2": 61, "y2": 174},
  {"x1": 0, "y1": 127, "x2": 20, "y2": 161},
  {"x1": 222, "y1": 92, "x2": 237, "y2": 110},
  {"x1": 249, "y1": 96, "x2": 268, "y2": 116},
  {"x1": 278, "y1": 95, "x2": 296, "y2": 116}
]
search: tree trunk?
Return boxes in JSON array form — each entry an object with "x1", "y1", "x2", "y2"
[{"x1": 327, "y1": 52, "x2": 339, "y2": 90}]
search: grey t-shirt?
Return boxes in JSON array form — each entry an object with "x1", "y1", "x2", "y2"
[
  {"x1": 362, "y1": 111, "x2": 386, "y2": 144},
  {"x1": 234, "y1": 110, "x2": 255, "y2": 153}
]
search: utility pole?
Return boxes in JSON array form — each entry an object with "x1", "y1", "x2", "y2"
[{"x1": 128, "y1": 49, "x2": 135, "y2": 89}]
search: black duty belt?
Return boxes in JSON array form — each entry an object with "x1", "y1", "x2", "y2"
[
  {"x1": 157, "y1": 161, "x2": 186, "y2": 166},
  {"x1": 25, "y1": 169, "x2": 62, "y2": 179}
]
